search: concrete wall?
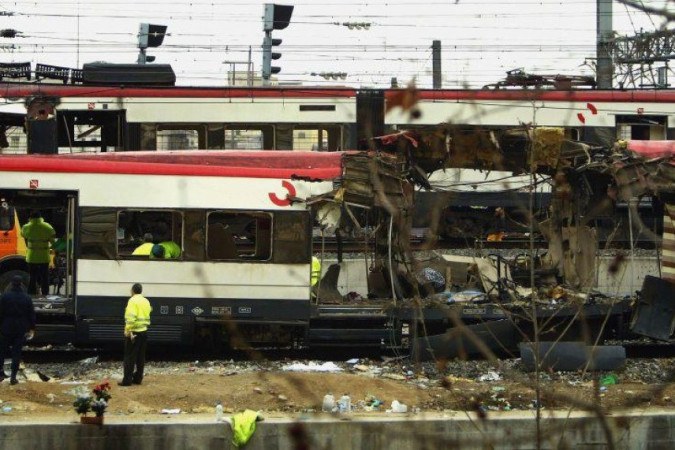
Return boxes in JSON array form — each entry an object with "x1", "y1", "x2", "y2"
[{"x1": 2, "y1": 411, "x2": 675, "y2": 450}]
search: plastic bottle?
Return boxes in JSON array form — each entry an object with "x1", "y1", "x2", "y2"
[
  {"x1": 339, "y1": 394, "x2": 351, "y2": 413},
  {"x1": 322, "y1": 393, "x2": 335, "y2": 412},
  {"x1": 215, "y1": 401, "x2": 224, "y2": 422}
]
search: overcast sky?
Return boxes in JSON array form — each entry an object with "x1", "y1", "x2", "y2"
[{"x1": 0, "y1": 0, "x2": 672, "y2": 88}]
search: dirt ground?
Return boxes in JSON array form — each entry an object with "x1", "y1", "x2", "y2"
[{"x1": 1, "y1": 360, "x2": 674, "y2": 421}]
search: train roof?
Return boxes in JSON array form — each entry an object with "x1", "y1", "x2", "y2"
[
  {"x1": 2, "y1": 81, "x2": 675, "y2": 103},
  {"x1": 0, "y1": 150, "x2": 347, "y2": 179}
]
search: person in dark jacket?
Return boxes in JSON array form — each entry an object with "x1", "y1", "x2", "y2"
[{"x1": 0, "y1": 275, "x2": 36, "y2": 385}]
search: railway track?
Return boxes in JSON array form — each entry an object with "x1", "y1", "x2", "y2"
[{"x1": 20, "y1": 339, "x2": 675, "y2": 365}]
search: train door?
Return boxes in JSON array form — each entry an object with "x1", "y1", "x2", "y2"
[{"x1": 0, "y1": 189, "x2": 78, "y2": 299}]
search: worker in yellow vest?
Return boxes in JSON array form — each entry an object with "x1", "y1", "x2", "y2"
[
  {"x1": 20, "y1": 210, "x2": 55, "y2": 296},
  {"x1": 119, "y1": 283, "x2": 152, "y2": 386},
  {"x1": 311, "y1": 256, "x2": 321, "y2": 287}
]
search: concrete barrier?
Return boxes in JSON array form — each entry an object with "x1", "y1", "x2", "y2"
[{"x1": 2, "y1": 410, "x2": 675, "y2": 450}]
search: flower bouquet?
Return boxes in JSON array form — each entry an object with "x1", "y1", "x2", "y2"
[{"x1": 72, "y1": 381, "x2": 112, "y2": 424}]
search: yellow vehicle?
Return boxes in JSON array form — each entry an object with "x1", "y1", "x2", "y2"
[{"x1": 0, "y1": 199, "x2": 28, "y2": 291}]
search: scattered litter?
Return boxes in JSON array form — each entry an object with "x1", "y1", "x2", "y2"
[
  {"x1": 383, "y1": 373, "x2": 406, "y2": 381},
  {"x1": 447, "y1": 290, "x2": 488, "y2": 304},
  {"x1": 600, "y1": 374, "x2": 618, "y2": 386},
  {"x1": 253, "y1": 387, "x2": 262, "y2": 394},
  {"x1": 322, "y1": 394, "x2": 335, "y2": 412},
  {"x1": 60, "y1": 381, "x2": 88, "y2": 385},
  {"x1": 36, "y1": 370, "x2": 51, "y2": 382},
  {"x1": 78, "y1": 357, "x2": 98, "y2": 365},
  {"x1": 281, "y1": 362, "x2": 343, "y2": 372},
  {"x1": 478, "y1": 371, "x2": 502, "y2": 382},
  {"x1": 46, "y1": 394, "x2": 56, "y2": 403},
  {"x1": 345, "y1": 358, "x2": 359, "y2": 364},
  {"x1": 161, "y1": 408, "x2": 181, "y2": 414},
  {"x1": 491, "y1": 386, "x2": 506, "y2": 393},
  {"x1": 23, "y1": 369, "x2": 43, "y2": 382},
  {"x1": 337, "y1": 394, "x2": 351, "y2": 413},
  {"x1": 2, "y1": 404, "x2": 12, "y2": 414},
  {"x1": 389, "y1": 400, "x2": 408, "y2": 413}
]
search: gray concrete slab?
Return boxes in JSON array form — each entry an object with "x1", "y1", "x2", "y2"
[{"x1": 1, "y1": 410, "x2": 675, "y2": 450}]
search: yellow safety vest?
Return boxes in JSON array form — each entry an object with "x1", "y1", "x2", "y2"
[
  {"x1": 124, "y1": 294, "x2": 152, "y2": 333},
  {"x1": 311, "y1": 256, "x2": 321, "y2": 286}
]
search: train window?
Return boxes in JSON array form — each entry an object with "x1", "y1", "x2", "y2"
[
  {"x1": 224, "y1": 128, "x2": 265, "y2": 150},
  {"x1": 206, "y1": 211, "x2": 271, "y2": 261},
  {"x1": 291, "y1": 126, "x2": 341, "y2": 151},
  {"x1": 117, "y1": 210, "x2": 184, "y2": 259},
  {"x1": 79, "y1": 207, "x2": 117, "y2": 259},
  {"x1": 273, "y1": 211, "x2": 310, "y2": 264},
  {"x1": 616, "y1": 115, "x2": 667, "y2": 140},
  {"x1": 157, "y1": 125, "x2": 206, "y2": 150}
]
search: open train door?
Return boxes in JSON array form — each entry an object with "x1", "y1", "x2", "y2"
[{"x1": 0, "y1": 188, "x2": 79, "y2": 344}]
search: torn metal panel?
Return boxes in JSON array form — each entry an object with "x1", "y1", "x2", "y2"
[{"x1": 630, "y1": 275, "x2": 675, "y2": 341}]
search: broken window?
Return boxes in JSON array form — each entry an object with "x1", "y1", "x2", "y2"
[
  {"x1": 206, "y1": 211, "x2": 271, "y2": 261},
  {"x1": 79, "y1": 207, "x2": 117, "y2": 259},
  {"x1": 616, "y1": 115, "x2": 667, "y2": 140},
  {"x1": 273, "y1": 211, "x2": 310, "y2": 264},
  {"x1": 117, "y1": 210, "x2": 183, "y2": 258}
]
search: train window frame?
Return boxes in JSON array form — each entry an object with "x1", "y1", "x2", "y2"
[
  {"x1": 116, "y1": 209, "x2": 184, "y2": 260},
  {"x1": 156, "y1": 124, "x2": 206, "y2": 150},
  {"x1": 206, "y1": 210, "x2": 272, "y2": 262}
]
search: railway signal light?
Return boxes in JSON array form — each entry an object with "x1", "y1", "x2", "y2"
[
  {"x1": 137, "y1": 23, "x2": 167, "y2": 65},
  {"x1": 261, "y1": 3, "x2": 294, "y2": 83}
]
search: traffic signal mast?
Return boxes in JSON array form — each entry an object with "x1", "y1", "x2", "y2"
[
  {"x1": 262, "y1": 3, "x2": 294, "y2": 84},
  {"x1": 137, "y1": 23, "x2": 168, "y2": 64}
]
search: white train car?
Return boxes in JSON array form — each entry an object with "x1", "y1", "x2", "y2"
[
  {"x1": 0, "y1": 151, "x2": 340, "y2": 347},
  {"x1": 2, "y1": 83, "x2": 674, "y2": 155}
]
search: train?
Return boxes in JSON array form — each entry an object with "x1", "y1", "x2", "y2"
[
  {"x1": 1, "y1": 75, "x2": 672, "y2": 241},
  {"x1": 3, "y1": 145, "x2": 665, "y2": 354},
  {"x1": 0, "y1": 69, "x2": 671, "y2": 349}
]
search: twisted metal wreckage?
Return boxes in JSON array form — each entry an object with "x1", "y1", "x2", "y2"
[{"x1": 310, "y1": 125, "x2": 675, "y2": 360}]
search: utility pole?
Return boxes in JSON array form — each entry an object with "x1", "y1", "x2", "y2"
[
  {"x1": 596, "y1": 0, "x2": 613, "y2": 89},
  {"x1": 432, "y1": 40, "x2": 442, "y2": 89}
]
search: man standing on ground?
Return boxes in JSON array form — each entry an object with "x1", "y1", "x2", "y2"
[
  {"x1": 119, "y1": 283, "x2": 152, "y2": 386},
  {"x1": 21, "y1": 211, "x2": 55, "y2": 296},
  {"x1": 0, "y1": 276, "x2": 36, "y2": 385}
]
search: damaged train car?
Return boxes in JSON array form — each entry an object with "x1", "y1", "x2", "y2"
[
  {"x1": 370, "y1": 126, "x2": 675, "y2": 360},
  {"x1": 0, "y1": 131, "x2": 673, "y2": 356}
]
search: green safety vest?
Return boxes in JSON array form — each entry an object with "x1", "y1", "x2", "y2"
[{"x1": 21, "y1": 218, "x2": 55, "y2": 264}]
